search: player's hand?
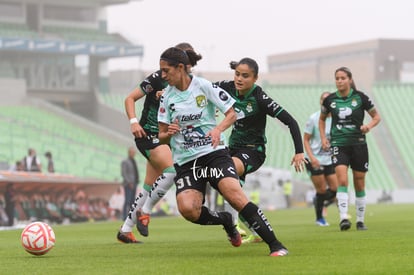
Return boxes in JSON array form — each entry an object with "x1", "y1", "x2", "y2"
[
  {"x1": 360, "y1": 124, "x2": 370, "y2": 134},
  {"x1": 167, "y1": 119, "x2": 180, "y2": 136},
  {"x1": 206, "y1": 127, "x2": 221, "y2": 148},
  {"x1": 310, "y1": 157, "x2": 320, "y2": 170},
  {"x1": 321, "y1": 138, "x2": 330, "y2": 151},
  {"x1": 291, "y1": 153, "x2": 307, "y2": 173},
  {"x1": 131, "y1": 123, "x2": 146, "y2": 138}
]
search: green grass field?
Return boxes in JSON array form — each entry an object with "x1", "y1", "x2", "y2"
[{"x1": 2, "y1": 204, "x2": 414, "y2": 275}]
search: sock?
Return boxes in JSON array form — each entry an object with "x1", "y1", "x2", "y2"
[
  {"x1": 337, "y1": 186, "x2": 349, "y2": 221},
  {"x1": 121, "y1": 191, "x2": 147, "y2": 232},
  {"x1": 193, "y1": 206, "x2": 225, "y2": 225},
  {"x1": 120, "y1": 184, "x2": 151, "y2": 232},
  {"x1": 315, "y1": 193, "x2": 325, "y2": 220},
  {"x1": 135, "y1": 183, "x2": 151, "y2": 210},
  {"x1": 239, "y1": 214, "x2": 259, "y2": 237},
  {"x1": 325, "y1": 188, "x2": 337, "y2": 201},
  {"x1": 355, "y1": 190, "x2": 366, "y2": 223},
  {"x1": 142, "y1": 167, "x2": 176, "y2": 214},
  {"x1": 239, "y1": 202, "x2": 283, "y2": 250},
  {"x1": 224, "y1": 200, "x2": 238, "y2": 225}
]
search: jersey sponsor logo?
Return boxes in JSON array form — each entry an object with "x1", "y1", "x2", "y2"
[
  {"x1": 330, "y1": 102, "x2": 336, "y2": 109},
  {"x1": 196, "y1": 95, "x2": 207, "y2": 108},
  {"x1": 219, "y1": 90, "x2": 229, "y2": 101},
  {"x1": 338, "y1": 107, "x2": 352, "y2": 119},
  {"x1": 242, "y1": 153, "x2": 250, "y2": 160},
  {"x1": 182, "y1": 126, "x2": 212, "y2": 149},
  {"x1": 180, "y1": 112, "x2": 203, "y2": 122},
  {"x1": 169, "y1": 103, "x2": 175, "y2": 111},
  {"x1": 191, "y1": 159, "x2": 225, "y2": 181}
]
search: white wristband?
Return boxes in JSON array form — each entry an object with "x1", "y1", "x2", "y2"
[{"x1": 129, "y1": 117, "x2": 138, "y2": 125}]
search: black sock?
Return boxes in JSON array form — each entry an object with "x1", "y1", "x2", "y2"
[
  {"x1": 315, "y1": 193, "x2": 325, "y2": 220},
  {"x1": 193, "y1": 206, "x2": 224, "y2": 225},
  {"x1": 240, "y1": 202, "x2": 284, "y2": 250},
  {"x1": 325, "y1": 189, "x2": 337, "y2": 201}
]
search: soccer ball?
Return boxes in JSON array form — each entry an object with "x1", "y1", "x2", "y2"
[{"x1": 21, "y1": 221, "x2": 56, "y2": 256}]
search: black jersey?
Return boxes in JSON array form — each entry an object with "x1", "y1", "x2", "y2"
[
  {"x1": 216, "y1": 81, "x2": 284, "y2": 149},
  {"x1": 321, "y1": 89, "x2": 375, "y2": 146},
  {"x1": 138, "y1": 70, "x2": 168, "y2": 133}
]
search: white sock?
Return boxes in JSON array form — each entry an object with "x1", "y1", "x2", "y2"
[
  {"x1": 120, "y1": 187, "x2": 150, "y2": 232},
  {"x1": 142, "y1": 167, "x2": 176, "y2": 214},
  {"x1": 355, "y1": 196, "x2": 367, "y2": 223},
  {"x1": 337, "y1": 191, "x2": 349, "y2": 221}
]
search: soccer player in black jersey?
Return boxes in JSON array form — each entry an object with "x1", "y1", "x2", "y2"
[
  {"x1": 216, "y1": 58, "x2": 306, "y2": 243},
  {"x1": 319, "y1": 67, "x2": 381, "y2": 231}
]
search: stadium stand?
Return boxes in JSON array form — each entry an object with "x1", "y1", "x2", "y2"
[
  {"x1": 372, "y1": 83, "x2": 414, "y2": 186},
  {"x1": 0, "y1": 21, "x2": 36, "y2": 38},
  {"x1": 42, "y1": 25, "x2": 125, "y2": 44},
  {"x1": 0, "y1": 105, "x2": 137, "y2": 181}
]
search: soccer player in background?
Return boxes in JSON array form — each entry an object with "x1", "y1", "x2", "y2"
[
  {"x1": 319, "y1": 67, "x2": 381, "y2": 231},
  {"x1": 303, "y1": 91, "x2": 338, "y2": 226}
]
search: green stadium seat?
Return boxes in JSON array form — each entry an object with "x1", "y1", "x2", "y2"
[{"x1": 0, "y1": 106, "x2": 139, "y2": 181}]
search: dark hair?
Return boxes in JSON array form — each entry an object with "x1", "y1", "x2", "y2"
[
  {"x1": 175, "y1": 42, "x2": 194, "y2": 51},
  {"x1": 160, "y1": 47, "x2": 202, "y2": 69},
  {"x1": 229, "y1": 57, "x2": 259, "y2": 77},
  {"x1": 45, "y1": 151, "x2": 52, "y2": 158},
  {"x1": 335, "y1": 67, "x2": 357, "y2": 90}
]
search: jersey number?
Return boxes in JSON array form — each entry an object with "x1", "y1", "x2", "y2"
[{"x1": 176, "y1": 176, "x2": 192, "y2": 190}]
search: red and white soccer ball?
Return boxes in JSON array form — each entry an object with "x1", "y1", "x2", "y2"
[{"x1": 21, "y1": 221, "x2": 56, "y2": 256}]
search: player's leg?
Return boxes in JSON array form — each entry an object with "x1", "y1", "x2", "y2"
[{"x1": 138, "y1": 166, "x2": 176, "y2": 236}]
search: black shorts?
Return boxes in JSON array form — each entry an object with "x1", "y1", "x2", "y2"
[
  {"x1": 174, "y1": 149, "x2": 239, "y2": 196},
  {"x1": 134, "y1": 131, "x2": 161, "y2": 160},
  {"x1": 331, "y1": 144, "x2": 369, "y2": 172},
  {"x1": 305, "y1": 158, "x2": 335, "y2": 176},
  {"x1": 229, "y1": 147, "x2": 265, "y2": 181}
]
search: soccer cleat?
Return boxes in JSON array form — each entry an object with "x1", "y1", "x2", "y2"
[
  {"x1": 356, "y1": 222, "x2": 368, "y2": 231},
  {"x1": 236, "y1": 224, "x2": 247, "y2": 237},
  {"x1": 315, "y1": 218, "x2": 330, "y2": 227},
  {"x1": 242, "y1": 234, "x2": 263, "y2": 244},
  {"x1": 136, "y1": 210, "x2": 150, "y2": 237},
  {"x1": 117, "y1": 230, "x2": 142, "y2": 244},
  {"x1": 339, "y1": 219, "x2": 352, "y2": 231},
  {"x1": 269, "y1": 246, "x2": 289, "y2": 257},
  {"x1": 220, "y1": 212, "x2": 242, "y2": 247}
]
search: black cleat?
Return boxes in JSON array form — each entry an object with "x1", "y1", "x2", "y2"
[
  {"x1": 136, "y1": 210, "x2": 150, "y2": 237},
  {"x1": 340, "y1": 219, "x2": 352, "y2": 231},
  {"x1": 356, "y1": 221, "x2": 368, "y2": 231}
]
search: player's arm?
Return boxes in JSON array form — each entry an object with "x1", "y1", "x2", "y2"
[
  {"x1": 158, "y1": 120, "x2": 180, "y2": 144},
  {"x1": 361, "y1": 94, "x2": 381, "y2": 134},
  {"x1": 207, "y1": 107, "x2": 237, "y2": 148},
  {"x1": 125, "y1": 86, "x2": 146, "y2": 138}
]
